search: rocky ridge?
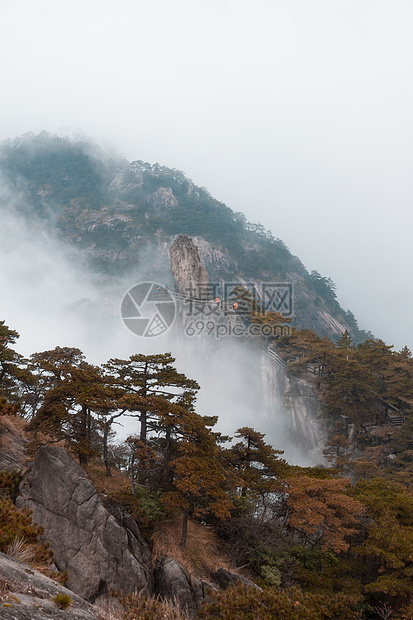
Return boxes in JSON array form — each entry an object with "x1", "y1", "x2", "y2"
[
  {"x1": 0, "y1": 416, "x2": 259, "y2": 617},
  {"x1": 0, "y1": 133, "x2": 371, "y2": 343},
  {"x1": 169, "y1": 236, "x2": 210, "y2": 299}
]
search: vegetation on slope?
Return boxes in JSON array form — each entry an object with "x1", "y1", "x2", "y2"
[
  {"x1": 1, "y1": 318, "x2": 413, "y2": 617},
  {"x1": 0, "y1": 132, "x2": 370, "y2": 342}
]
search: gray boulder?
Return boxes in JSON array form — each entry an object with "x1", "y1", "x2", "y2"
[
  {"x1": 16, "y1": 446, "x2": 152, "y2": 601},
  {"x1": 0, "y1": 551, "x2": 102, "y2": 618},
  {"x1": 154, "y1": 557, "x2": 215, "y2": 617}
]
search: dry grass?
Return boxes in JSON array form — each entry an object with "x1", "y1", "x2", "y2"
[
  {"x1": 94, "y1": 594, "x2": 125, "y2": 620},
  {"x1": 123, "y1": 590, "x2": 188, "y2": 620},
  {"x1": 5, "y1": 536, "x2": 37, "y2": 564},
  {"x1": 151, "y1": 516, "x2": 230, "y2": 579},
  {"x1": 86, "y1": 459, "x2": 232, "y2": 580},
  {"x1": 95, "y1": 591, "x2": 189, "y2": 620},
  {"x1": 3, "y1": 536, "x2": 66, "y2": 585}
]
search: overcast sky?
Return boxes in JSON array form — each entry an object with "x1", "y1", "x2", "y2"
[{"x1": 1, "y1": 0, "x2": 412, "y2": 350}]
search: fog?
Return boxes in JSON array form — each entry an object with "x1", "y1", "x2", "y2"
[
  {"x1": 0, "y1": 0, "x2": 412, "y2": 350},
  {"x1": 0, "y1": 0, "x2": 413, "y2": 349},
  {"x1": 0, "y1": 174, "x2": 314, "y2": 464},
  {"x1": 0, "y1": 0, "x2": 411, "y2": 464}
]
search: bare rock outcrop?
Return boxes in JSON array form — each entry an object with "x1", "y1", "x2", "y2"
[
  {"x1": 154, "y1": 561, "x2": 259, "y2": 616},
  {"x1": 191, "y1": 236, "x2": 234, "y2": 279},
  {"x1": 148, "y1": 187, "x2": 178, "y2": 213},
  {"x1": 16, "y1": 446, "x2": 152, "y2": 601},
  {"x1": 0, "y1": 552, "x2": 102, "y2": 619},
  {"x1": 284, "y1": 374, "x2": 326, "y2": 462},
  {"x1": 169, "y1": 235, "x2": 210, "y2": 299},
  {"x1": 154, "y1": 558, "x2": 214, "y2": 617}
]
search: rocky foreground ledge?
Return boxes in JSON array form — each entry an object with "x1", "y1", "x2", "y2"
[
  {"x1": 0, "y1": 410, "x2": 260, "y2": 619},
  {"x1": 0, "y1": 552, "x2": 104, "y2": 619}
]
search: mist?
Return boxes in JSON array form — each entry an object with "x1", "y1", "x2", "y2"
[
  {"x1": 0, "y1": 173, "x2": 316, "y2": 465},
  {"x1": 1, "y1": 0, "x2": 411, "y2": 352}
]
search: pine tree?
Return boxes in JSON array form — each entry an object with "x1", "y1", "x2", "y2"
[
  {"x1": 0, "y1": 320, "x2": 27, "y2": 405},
  {"x1": 104, "y1": 353, "x2": 199, "y2": 443},
  {"x1": 160, "y1": 413, "x2": 233, "y2": 548},
  {"x1": 223, "y1": 427, "x2": 286, "y2": 500},
  {"x1": 27, "y1": 348, "x2": 109, "y2": 464}
]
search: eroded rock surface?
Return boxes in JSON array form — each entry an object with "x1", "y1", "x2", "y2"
[
  {"x1": 0, "y1": 552, "x2": 102, "y2": 619},
  {"x1": 149, "y1": 187, "x2": 178, "y2": 213},
  {"x1": 154, "y1": 558, "x2": 213, "y2": 617},
  {"x1": 169, "y1": 235, "x2": 210, "y2": 299},
  {"x1": 284, "y1": 374, "x2": 326, "y2": 462},
  {"x1": 16, "y1": 446, "x2": 152, "y2": 601}
]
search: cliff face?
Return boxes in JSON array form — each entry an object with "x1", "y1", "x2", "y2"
[
  {"x1": 169, "y1": 235, "x2": 210, "y2": 298},
  {"x1": 284, "y1": 373, "x2": 326, "y2": 463},
  {"x1": 0, "y1": 133, "x2": 371, "y2": 343},
  {"x1": 261, "y1": 351, "x2": 326, "y2": 465},
  {"x1": 16, "y1": 446, "x2": 152, "y2": 601}
]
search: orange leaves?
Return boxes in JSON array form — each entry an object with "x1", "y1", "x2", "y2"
[
  {"x1": 163, "y1": 440, "x2": 234, "y2": 523},
  {"x1": 0, "y1": 396, "x2": 16, "y2": 416},
  {"x1": 223, "y1": 427, "x2": 286, "y2": 499},
  {"x1": 286, "y1": 475, "x2": 364, "y2": 554}
]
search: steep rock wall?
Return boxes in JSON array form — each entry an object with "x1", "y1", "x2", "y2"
[
  {"x1": 16, "y1": 446, "x2": 152, "y2": 601},
  {"x1": 284, "y1": 373, "x2": 326, "y2": 463},
  {"x1": 169, "y1": 235, "x2": 210, "y2": 298},
  {"x1": 261, "y1": 352, "x2": 326, "y2": 464}
]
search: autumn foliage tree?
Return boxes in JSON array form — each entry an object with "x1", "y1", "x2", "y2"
[
  {"x1": 286, "y1": 473, "x2": 364, "y2": 553},
  {"x1": 223, "y1": 427, "x2": 286, "y2": 500},
  {"x1": 0, "y1": 321, "x2": 28, "y2": 406},
  {"x1": 27, "y1": 347, "x2": 109, "y2": 464},
  {"x1": 351, "y1": 478, "x2": 413, "y2": 605}
]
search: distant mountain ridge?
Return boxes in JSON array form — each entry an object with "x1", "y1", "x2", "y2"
[{"x1": 0, "y1": 132, "x2": 371, "y2": 342}]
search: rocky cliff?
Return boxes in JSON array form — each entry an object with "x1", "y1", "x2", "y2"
[
  {"x1": 284, "y1": 373, "x2": 326, "y2": 463},
  {"x1": 0, "y1": 132, "x2": 371, "y2": 343},
  {"x1": 261, "y1": 350, "x2": 326, "y2": 465},
  {"x1": 7, "y1": 442, "x2": 257, "y2": 616},
  {"x1": 16, "y1": 446, "x2": 152, "y2": 601},
  {"x1": 169, "y1": 235, "x2": 210, "y2": 299}
]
